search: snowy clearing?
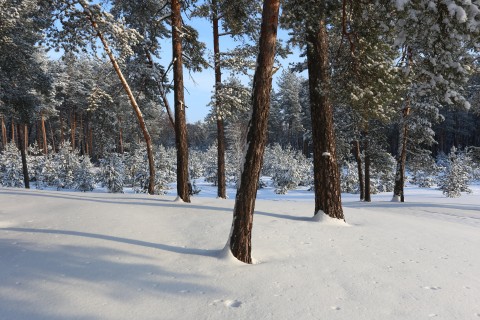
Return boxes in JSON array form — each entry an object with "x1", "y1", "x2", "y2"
[{"x1": 1, "y1": 185, "x2": 479, "y2": 320}]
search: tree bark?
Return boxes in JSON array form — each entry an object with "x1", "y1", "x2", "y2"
[
  {"x1": 306, "y1": 16, "x2": 344, "y2": 220},
  {"x1": 82, "y1": 4, "x2": 156, "y2": 194},
  {"x1": 212, "y1": 0, "x2": 227, "y2": 199},
  {"x1": 228, "y1": 0, "x2": 280, "y2": 264},
  {"x1": 17, "y1": 124, "x2": 30, "y2": 189},
  {"x1": 393, "y1": 103, "x2": 410, "y2": 202},
  {"x1": 1, "y1": 115, "x2": 7, "y2": 150},
  {"x1": 353, "y1": 140, "x2": 364, "y2": 200},
  {"x1": 11, "y1": 117, "x2": 16, "y2": 146},
  {"x1": 41, "y1": 111, "x2": 48, "y2": 155},
  {"x1": 172, "y1": 0, "x2": 191, "y2": 202},
  {"x1": 24, "y1": 124, "x2": 28, "y2": 152},
  {"x1": 118, "y1": 116, "x2": 124, "y2": 154},
  {"x1": 364, "y1": 133, "x2": 371, "y2": 202}
]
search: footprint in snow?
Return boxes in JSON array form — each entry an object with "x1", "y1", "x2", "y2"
[
  {"x1": 423, "y1": 286, "x2": 441, "y2": 290},
  {"x1": 330, "y1": 306, "x2": 341, "y2": 310}
]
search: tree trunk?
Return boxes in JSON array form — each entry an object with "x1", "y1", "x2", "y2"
[
  {"x1": 60, "y1": 113, "x2": 65, "y2": 145},
  {"x1": 212, "y1": 0, "x2": 227, "y2": 199},
  {"x1": 11, "y1": 117, "x2": 16, "y2": 146},
  {"x1": 172, "y1": 0, "x2": 191, "y2": 202},
  {"x1": 82, "y1": 4, "x2": 156, "y2": 194},
  {"x1": 24, "y1": 124, "x2": 28, "y2": 153},
  {"x1": 306, "y1": 16, "x2": 344, "y2": 220},
  {"x1": 228, "y1": 0, "x2": 280, "y2": 264},
  {"x1": 364, "y1": 134, "x2": 371, "y2": 202},
  {"x1": 353, "y1": 140, "x2": 364, "y2": 200},
  {"x1": 41, "y1": 112, "x2": 48, "y2": 155},
  {"x1": 17, "y1": 124, "x2": 30, "y2": 189},
  {"x1": 79, "y1": 113, "x2": 85, "y2": 155},
  {"x1": 392, "y1": 102, "x2": 410, "y2": 202},
  {"x1": 49, "y1": 121, "x2": 56, "y2": 152},
  {"x1": 71, "y1": 112, "x2": 76, "y2": 150},
  {"x1": 88, "y1": 128, "x2": 93, "y2": 157},
  {"x1": 118, "y1": 116, "x2": 124, "y2": 154},
  {"x1": 1, "y1": 115, "x2": 6, "y2": 150}
]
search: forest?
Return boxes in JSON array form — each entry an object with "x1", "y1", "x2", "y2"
[{"x1": 1, "y1": 1, "x2": 480, "y2": 263}]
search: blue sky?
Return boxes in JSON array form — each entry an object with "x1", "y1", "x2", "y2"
[{"x1": 159, "y1": 16, "x2": 303, "y2": 123}]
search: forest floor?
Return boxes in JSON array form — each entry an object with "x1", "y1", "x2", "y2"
[{"x1": 1, "y1": 182, "x2": 479, "y2": 320}]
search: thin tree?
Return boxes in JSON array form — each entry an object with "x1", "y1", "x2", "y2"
[{"x1": 228, "y1": 0, "x2": 280, "y2": 264}]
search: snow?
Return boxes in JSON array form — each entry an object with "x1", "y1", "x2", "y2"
[{"x1": 1, "y1": 184, "x2": 480, "y2": 320}]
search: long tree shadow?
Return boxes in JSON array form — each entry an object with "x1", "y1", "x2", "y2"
[
  {"x1": 2, "y1": 227, "x2": 222, "y2": 258},
  {"x1": 255, "y1": 211, "x2": 313, "y2": 221},
  {"x1": 0, "y1": 189, "x2": 231, "y2": 213},
  {"x1": 0, "y1": 236, "x2": 219, "y2": 320}
]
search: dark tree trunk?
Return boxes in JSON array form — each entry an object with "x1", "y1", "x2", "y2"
[
  {"x1": 17, "y1": 124, "x2": 30, "y2": 189},
  {"x1": 364, "y1": 135, "x2": 371, "y2": 202},
  {"x1": 1, "y1": 115, "x2": 6, "y2": 150},
  {"x1": 172, "y1": 0, "x2": 191, "y2": 202},
  {"x1": 11, "y1": 118, "x2": 16, "y2": 146},
  {"x1": 305, "y1": 16, "x2": 344, "y2": 220},
  {"x1": 41, "y1": 112, "x2": 48, "y2": 155},
  {"x1": 353, "y1": 140, "x2": 365, "y2": 200},
  {"x1": 393, "y1": 103, "x2": 410, "y2": 202},
  {"x1": 212, "y1": 0, "x2": 227, "y2": 199},
  {"x1": 82, "y1": 4, "x2": 156, "y2": 194},
  {"x1": 118, "y1": 116, "x2": 124, "y2": 154},
  {"x1": 228, "y1": 0, "x2": 280, "y2": 264}
]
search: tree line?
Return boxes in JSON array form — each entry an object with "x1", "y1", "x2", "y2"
[{"x1": 1, "y1": 0, "x2": 479, "y2": 263}]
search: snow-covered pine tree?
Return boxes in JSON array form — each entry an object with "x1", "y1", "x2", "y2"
[
  {"x1": 51, "y1": 141, "x2": 80, "y2": 190},
  {"x1": 438, "y1": 147, "x2": 473, "y2": 198},
  {"x1": 0, "y1": 142, "x2": 24, "y2": 188},
  {"x1": 100, "y1": 153, "x2": 125, "y2": 193},
  {"x1": 75, "y1": 155, "x2": 95, "y2": 192},
  {"x1": 409, "y1": 150, "x2": 438, "y2": 188},
  {"x1": 154, "y1": 145, "x2": 176, "y2": 195}
]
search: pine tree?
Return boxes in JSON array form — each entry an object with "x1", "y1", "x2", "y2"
[
  {"x1": 0, "y1": 143, "x2": 24, "y2": 188},
  {"x1": 100, "y1": 153, "x2": 125, "y2": 193},
  {"x1": 438, "y1": 147, "x2": 473, "y2": 198},
  {"x1": 75, "y1": 155, "x2": 95, "y2": 192}
]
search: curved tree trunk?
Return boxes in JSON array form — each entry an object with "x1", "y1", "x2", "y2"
[
  {"x1": 306, "y1": 16, "x2": 344, "y2": 221},
  {"x1": 82, "y1": 4, "x2": 156, "y2": 194},
  {"x1": 212, "y1": 0, "x2": 227, "y2": 199},
  {"x1": 228, "y1": 0, "x2": 280, "y2": 264},
  {"x1": 172, "y1": 0, "x2": 191, "y2": 202}
]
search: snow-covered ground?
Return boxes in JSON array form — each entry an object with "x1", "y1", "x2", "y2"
[{"x1": 1, "y1": 183, "x2": 479, "y2": 320}]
